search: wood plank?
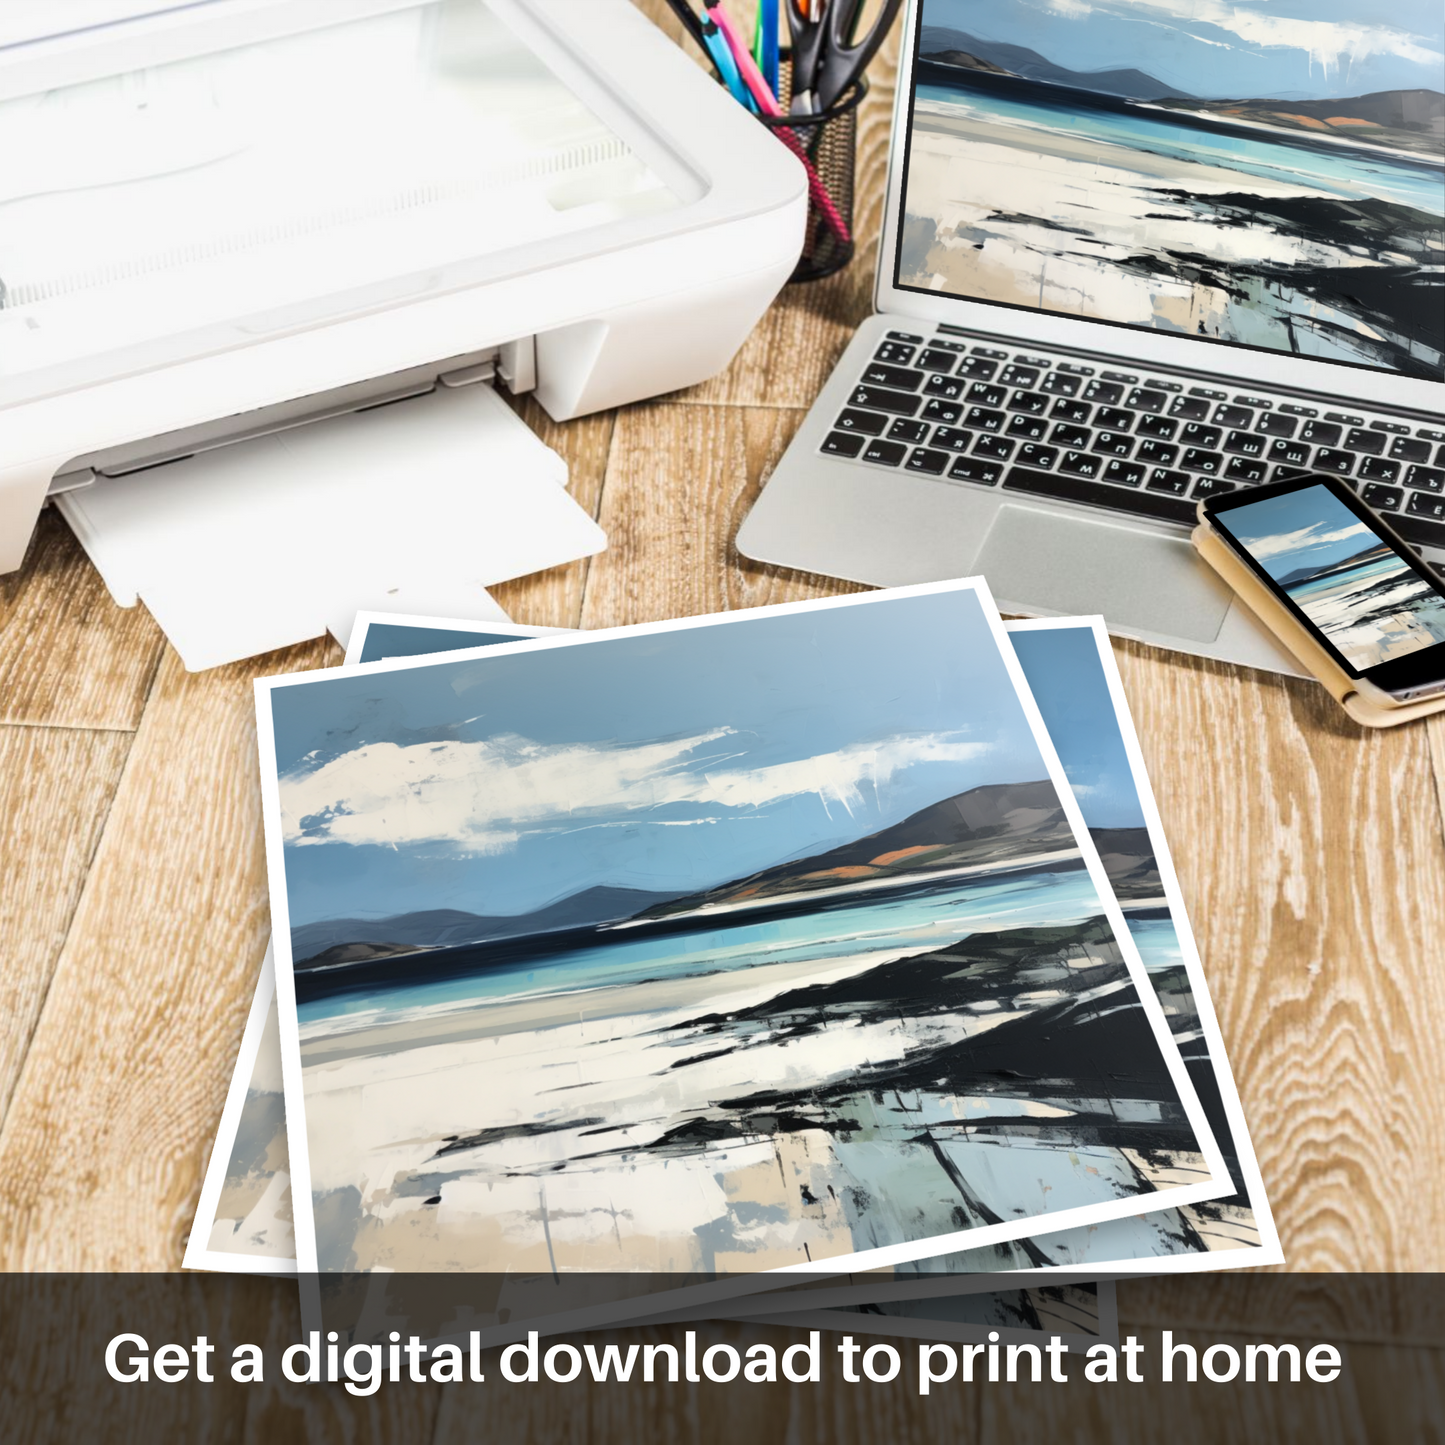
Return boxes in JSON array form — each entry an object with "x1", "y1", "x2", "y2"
[
  {"x1": 0, "y1": 639, "x2": 337, "y2": 1269},
  {"x1": 490, "y1": 397, "x2": 614, "y2": 630},
  {"x1": 0, "y1": 508, "x2": 165, "y2": 730},
  {"x1": 1109, "y1": 638, "x2": 1445, "y2": 1270},
  {"x1": 0, "y1": 725, "x2": 133, "y2": 1126},
  {"x1": 579, "y1": 403, "x2": 867, "y2": 630}
]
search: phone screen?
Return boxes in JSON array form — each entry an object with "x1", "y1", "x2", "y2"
[{"x1": 1208, "y1": 478, "x2": 1445, "y2": 689}]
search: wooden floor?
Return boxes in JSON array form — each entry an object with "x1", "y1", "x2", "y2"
[{"x1": 1, "y1": 5, "x2": 1441, "y2": 1440}]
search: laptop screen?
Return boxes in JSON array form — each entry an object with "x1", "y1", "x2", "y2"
[{"x1": 894, "y1": 1, "x2": 1445, "y2": 382}]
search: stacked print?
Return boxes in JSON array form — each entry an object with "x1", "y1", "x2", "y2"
[{"x1": 187, "y1": 584, "x2": 1279, "y2": 1343}]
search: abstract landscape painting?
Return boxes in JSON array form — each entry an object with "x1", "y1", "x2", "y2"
[
  {"x1": 1218, "y1": 482, "x2": 1445, "y2": 669},
  {"x1": 902, "y1": 0, "x2": 1444, "y2": 378},
  {"x1": 258, "y1": 586, "x2": 1223, "y2": 1282}
]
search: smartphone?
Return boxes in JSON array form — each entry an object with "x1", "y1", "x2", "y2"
[{"x1": 1199, "y1": 473, "x2": 1445, "y2": 706}]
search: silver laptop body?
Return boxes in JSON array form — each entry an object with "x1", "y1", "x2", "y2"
[{"x1": 738, "y1": 0, "x2": 1445, "y2": 674}]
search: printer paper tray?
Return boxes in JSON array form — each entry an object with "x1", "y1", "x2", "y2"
[{"x1": 57, "y1": 383, "x2": 604, "y2": 671}]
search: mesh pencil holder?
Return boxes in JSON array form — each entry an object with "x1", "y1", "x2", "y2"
[{"x1": 759, "y1": 67, "x2": 867, "y2": 283}]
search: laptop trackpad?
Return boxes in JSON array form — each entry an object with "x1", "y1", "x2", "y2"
[{"x1": 976, "y1": 505, "x2": 1233, "y2": 643}]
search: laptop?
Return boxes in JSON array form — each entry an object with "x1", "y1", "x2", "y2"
[{"x1": 738, "y1": 0, "x2": 1445, "y2": 673}]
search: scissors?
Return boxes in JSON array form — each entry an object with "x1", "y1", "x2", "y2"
[{"x1": 786, "y1": 0, "x2": 903, "y2": 113}]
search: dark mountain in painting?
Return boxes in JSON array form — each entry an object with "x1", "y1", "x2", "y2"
[
  {"x1": 1275, "y1": 542, "x2": 1391, "y2": 589},
  {"x1": 292, "y1": 779, "x2": 1080, "y2": 986},
  {"x1": 1151, "y1": 89, "x2": 1445, "y2": 156},
  {"x1": 1089, "y1": 826, "x2": 1161, "y2": 901},
  {"x1": 628, "y1": 779, "x2": 1074, "y2": 922},
  {"x1": 919, "y1": 25, "x2": 1192, "y2": 101},
  {"x1": 292, "y1": 886, "x2": 687, "y2": 968}
]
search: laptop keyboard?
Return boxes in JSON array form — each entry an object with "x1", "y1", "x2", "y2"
[{"x1": 821, "y1": 329, "x2": 1445, "y2": 558}]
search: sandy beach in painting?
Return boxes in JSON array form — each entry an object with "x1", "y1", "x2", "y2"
[{"x1": 294, "y1": 864, "x2": 1211, "y2": 1275}]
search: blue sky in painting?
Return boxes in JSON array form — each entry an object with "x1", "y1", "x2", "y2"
[
  {"x1": 925, "y1": 0, "x2": 1444, "y2": 101},
  {"x1": 1216, "y1": 484, "x2": 1380, "y2": 582},
  {"x1": 269, "y1": 590, "x2": 1055, "y2": 927},
  {"x1": 1009, "y1": 627, "x2": 1145, "y2": 832}
]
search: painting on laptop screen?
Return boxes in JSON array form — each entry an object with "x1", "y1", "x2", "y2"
[{"x1": 899, "y1": 0, "x2": 1444, "y2": 380}]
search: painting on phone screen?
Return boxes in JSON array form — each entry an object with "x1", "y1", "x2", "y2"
[{"x1": 1221, "y1": 484, "x2": 1445, "y2": 670}]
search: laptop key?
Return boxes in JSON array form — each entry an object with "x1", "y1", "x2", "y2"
[
  {"x1": 1224, "y1": 456, "x2": 1267, "y2": 483},
  {"x1": 1214, "y1": 404, "x2": 1254, "y2": 429},
  {"x1": 1008, "y1": 390, "x2": 1050, "y2": 415},
  {"x1": 1180, "y1": 423, "x2": 1222, "y2": 449},
  {"x1": 998, "y1": 364, "x2": 1040, "y2": 389},
  {"x1": 1094, "y1": 406, "x2": 1134, "y2": 432},
  {"x1": 1407, "y1": 491, "x2": 1445, "y2": 521},
  {"x1": 1314, "y1": 448, "x2": 1354, "y2": 476},
  {"x1": 1017, "y1": 444, "x2": 1058, "y2": 469},
  {"x1": 850, "y1": 384, "x2": 921, "y2": 417},
  {"x1": 967, "y1": 383, "x2": 1008, "y2": 407},
  {"x1": 886, "y1": 330, "x2": 924, "y2": 343},
  {"x1": 923, "y1": 374, "x2": 966, "y2": 400},
  {"x1": 1004, "y1": 465, "x2": 1196, "y2": 524},
  {"x1": 1268, "y1": 438, "x2": 1312, "y2": 467},
  {"x1": 973, "y1": 435, "x2": 1015, "y2": 461},
  {"x1": 1060, "y1": 451, "x2": 1102, "y2": 478},
  {"x1": 835, "y1": 408, "x2": 890, "y2": 435},
  {"x1": 1006, "y1": 414, "x2": 1048, "y2": 441},
  {"x1": 1300, "y1": 420, "x2": 1341, "y2": 447},
  {"x1": 1041, "y1": 372, "x2": 1081, "y2": 397},
  {"x1": 1137, "y1": 440, "x2": 1178, "y2": 467},
  {"x1": 922, "y1": 398, "x2": 963, "y2": 424},
  {"x1": 1182, "y1": 448, "x2": 1223, "y2": 474},
  {"x1": 1103, "y1": 459, "x2": 1146, "y2": 487},
  {"x1": 1136, "y1": 414, "x2": 1178, "y2": 440},
  {"x1": 874, "y1": 342, "x2": 917, "y2": 365},
  {"x1": 1126, "y1": 387, "x2": 1167, "y2": 413},
  {"x1": 860, "y1": 438, "x2": 908, "y2": 467},
  {"x1": 1050, "y1": 398, "x2": 1092, "y2": 424},
  {"x1": 1223, "y1": 430, "x2": 1265, "y2": 457},
  {"x1": 1438, "y1": 446, "x2": 1445, "y2": 466},
  {"x1": 821, "y1": 431, "x2": 865, "y2": 458},
  {"x1": 1168, "y1": 395, "x2": 1211, "y2": 421},
  {"x1": 948, "y1": 457, "x2": 1003, "y2": 485},
  {"x1": 1361, "y1": 483, "x2": 1402, "y2": 510},
  {"x1": 1147, "y1": 469, "x2": 1192, "y2": 495},
  {"x1": 887, "y1": 418, "x2": 932, "y2": 444},
  {"x1": 1344, "y1": 428, "x2": 1385, "y2": 456},
  {"x1": 1051, "y1": 423, "x2": 1091, "y2": 449},
  {"x1": 906, "y1": 447, "x2": 951, "y2": 476},
  {"x1": 1406, "y1": 465, "x2": 1445, "y2": 493},
  {"x1": 1393, "y1": 513, "x2": 1445, "y2": 551},
  {"x1": 957, "y1": 356, "x2": 999, "y2": 380},
  {"x1": 1359, "y1": 456, "x2": 1400, "y2": 483},
  {"x1": 1390, "y1": 436, "x2": 1432, "y2": 463},
  {"x1": 1092, "y1": 432, "x2": 1134, "y2": 457},
  {"x1": 1192, "y1": 476, "x2": 1237, "y2": 499},
  {"x1": 916, "y1": 348, "x2": 959, "y2": 373},
  {"x1": 1083, "y1": 379, "x2": 1123, "y2": 405},
  {"x1": 965, "y1": 406, "x2": 1006, "y2": 432},
  {"x1": 930, "y1": 426, "x2": 975, "y2": 452},
  {"x1": 1257, "y1": 413, "x2": 1298, "y2": 438},
  {"x1": 862, "y1": 363, "x2": 925, "y2": 390}
]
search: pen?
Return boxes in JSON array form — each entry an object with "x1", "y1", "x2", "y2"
[{"x1": 753, "y1": 0, "x2": 780, "y2": 98}]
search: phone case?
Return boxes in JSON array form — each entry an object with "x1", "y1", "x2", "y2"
[{"x1": 1192, "y1": 521, "x2": 1445, "y2": 729}]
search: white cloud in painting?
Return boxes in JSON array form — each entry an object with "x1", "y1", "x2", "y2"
[
  {"x1": 1063, "y1": 0, "x2": 1441, "y2": 72},
  {"x1": 280, "y1": 728, "x2": 992, "y2": 853},
  {"x1": 1240, "y1": 518, "x2": 1372, "y2": 561}
]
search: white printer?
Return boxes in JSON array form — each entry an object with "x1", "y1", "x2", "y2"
[{"x1": 0, "y1": 0, "x2": 806, "y2": 663}]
